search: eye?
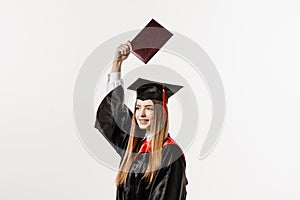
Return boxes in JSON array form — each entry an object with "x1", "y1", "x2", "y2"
[
  {"x1": 135, "y1": 107, "x2": 140, "y2": 110},
  {"x1": 146, "y1": 107, "x2": 153, "y2": 111}
]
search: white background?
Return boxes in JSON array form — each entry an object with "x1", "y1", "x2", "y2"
[{"x1": 1, "y1": 0, "x2": 300, "y2": 199}]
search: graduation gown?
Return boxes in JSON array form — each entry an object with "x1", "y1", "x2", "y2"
[{"x1": 95, "y1": 85, "x2": 188, "y2": 200}]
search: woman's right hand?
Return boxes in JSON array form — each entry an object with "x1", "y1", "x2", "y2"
[
  {"x1": 114, "y1": 41, "x2": 132, "y2": 62},
  {"x1": 112, "y1": 41, "x2": 132, "y2": 72}
]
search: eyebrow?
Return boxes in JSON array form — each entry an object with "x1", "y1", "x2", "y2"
[{"x1": 135, "y1": 105, "x2": 153, "y2": 107}]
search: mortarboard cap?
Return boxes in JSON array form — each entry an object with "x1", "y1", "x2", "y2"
[
  {"x1": 131, "y1": 19, "x2": 173, "y2": 64},
  {"x1": 127, "y1": 78, "x2": 183, "y2": 102},
  {"x1": 127, "y1": 78, "x2": 183, "y2": 119}
]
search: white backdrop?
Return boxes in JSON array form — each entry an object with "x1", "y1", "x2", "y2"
[{"x1": 1, "y1": 0, "x2": 300, "y2": 199}]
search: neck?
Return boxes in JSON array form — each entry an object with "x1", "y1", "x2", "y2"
[{"x1": 145, "y1": 131, "x2": 154, "y2": 141}]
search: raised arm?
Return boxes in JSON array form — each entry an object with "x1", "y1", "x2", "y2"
[{"x1": 94, "y1": 41, "x2": 134, "y2": 157}]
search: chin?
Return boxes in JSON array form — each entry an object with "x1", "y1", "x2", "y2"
[{"x1": 138, "y1": 124, "x2": 150, "y2": 130}]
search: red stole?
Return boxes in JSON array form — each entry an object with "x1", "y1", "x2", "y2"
[{"x1": 133, "y1": 137, "x2": 188, "y2": 185}]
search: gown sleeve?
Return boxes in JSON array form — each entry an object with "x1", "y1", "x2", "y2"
[
  {"x1": 148, "y1": 144, "x2": 188, "y2": 200},
  {"x1": 94, "y1": 73, "x2": 133, "y2": 157}
]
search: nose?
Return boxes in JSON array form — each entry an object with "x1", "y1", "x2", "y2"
[
  {"x1": 138, "y1": 108, "x2": 146, "y2": 117},
  {"x1": 140, "y1": 108, "x2": 146, "y2": 117}
]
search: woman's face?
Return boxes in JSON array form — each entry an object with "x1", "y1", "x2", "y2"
[{"x1": 135, "y1": 99, "x2": 154, "y2": 131}]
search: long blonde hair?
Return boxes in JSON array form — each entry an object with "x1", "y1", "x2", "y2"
[{"x1": 115, "y1": 99, "x2": 169, "y2": 189}]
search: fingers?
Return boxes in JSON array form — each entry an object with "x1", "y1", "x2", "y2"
[
  {"x1": 126, "y1": 40, "x2": 132, "y2": 51},
  {"x1": 118, "y1": 42, "x2": 131, "y2": 56},
  {"x1": 114, "y1": 41, "x2": 132, "y2": 62}
]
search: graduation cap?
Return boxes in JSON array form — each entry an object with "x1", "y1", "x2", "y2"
[
  {"x1": 131, "y1": 19, "x2": 173, "y2": 64},
  {"x1": 128, "y1": 78, "x2": 183, "y2": 119}
]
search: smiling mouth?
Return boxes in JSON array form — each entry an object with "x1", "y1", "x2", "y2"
[{"x1": 139, "y1": 119, "x2": 149, "y2": 124}]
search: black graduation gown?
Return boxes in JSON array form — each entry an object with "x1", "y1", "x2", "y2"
[{"x1": 95, "y1": 85, "x2": 188, "y2": 200}]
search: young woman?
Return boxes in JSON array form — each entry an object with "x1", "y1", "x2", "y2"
[{"x1": 95, "y1": 41, "x2": 188, "y2": 200}]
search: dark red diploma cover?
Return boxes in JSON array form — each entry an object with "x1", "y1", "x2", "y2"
[{"x1": 131, "y1": 19, "x2": 173, "y2": 64}]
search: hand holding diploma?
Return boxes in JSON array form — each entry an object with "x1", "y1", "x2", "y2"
[{"x1": 112, "y1": 41, "x2": 132, "y2": 72}]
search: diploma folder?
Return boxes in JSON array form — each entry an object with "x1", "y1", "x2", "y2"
[{"x1": 131, "y1": 19, "x2": 173, "y2": 64}]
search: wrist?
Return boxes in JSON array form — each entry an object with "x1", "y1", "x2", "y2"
[{"x1": 112, "y1": 60, "x2": 121, "y2": 72}]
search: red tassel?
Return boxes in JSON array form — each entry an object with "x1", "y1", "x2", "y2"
[{"x1": 162, "y1": 83, "x2": 167, "y2": 120}]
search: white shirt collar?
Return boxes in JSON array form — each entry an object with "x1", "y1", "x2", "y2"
[{"x1": 145, "y1": 133, "x2": 154, "y2": 141}]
